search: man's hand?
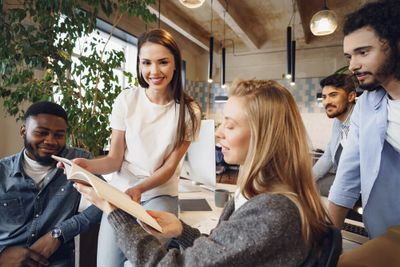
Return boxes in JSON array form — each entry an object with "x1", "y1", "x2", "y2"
[
  {"x1": 30, "y1": 232, "x2": 61, "y2": 259},
  {"x1": 0, "y1": 246, "x2": 48, "y2": 267}
]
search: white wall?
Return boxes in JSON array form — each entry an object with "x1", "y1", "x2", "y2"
[
  {"x1": 225, "y1": 45, "x2": 347, "y2": 81},
  {"x1": 301, "y1": 113, "x2": 333, "y2": 150},
  {"x1": 0, "y1": 100, "x2": 23, "y2": 157}
]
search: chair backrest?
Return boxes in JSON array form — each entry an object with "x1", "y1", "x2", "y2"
[{"x1": 315, "y1": 225, "x2": 343, "y2": 267}]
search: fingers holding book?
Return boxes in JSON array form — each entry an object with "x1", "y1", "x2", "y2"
[{"x1": 74, "y1": 183, "x2": 116, "y2": 214}]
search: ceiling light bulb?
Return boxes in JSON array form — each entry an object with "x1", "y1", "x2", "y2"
[
  {"x1": 208, "y1": 78, "x2": 213, "y2": 83},
  {"x1": 310, "y1": 9, "x2": 338, "y2": 36},
  {"x1": 290, "y1": 81, "x2": 296, "y2": 86},
  {"x1": 285, "y1": 74, "x2": 292, "y2": 80},
  {"x1": 179, "y1": 0, "x2": 206, "y2": 9}
]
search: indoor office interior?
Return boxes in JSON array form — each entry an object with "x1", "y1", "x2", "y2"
[{"x1": 1, "y1": 0, "x2": 396, "y2": 266}]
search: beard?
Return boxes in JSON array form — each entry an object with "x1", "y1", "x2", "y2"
[
  {"x1": 23, "y1": 137, "x2": 64, "y2": 166},
  {"x1": 358, "y1": 49, "x2": 397, "y2": 91},
  {"x1": 325, "y1": 104, "x2": 349, "y2": 119}
]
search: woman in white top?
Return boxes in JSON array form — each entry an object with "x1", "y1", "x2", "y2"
[{"x1": 74, "y1": 29, "x2": 200, "y2": 267}]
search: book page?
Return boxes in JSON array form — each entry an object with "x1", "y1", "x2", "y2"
[{"x1": 52, "y1": 155, "x2": 163, "y2": 232}]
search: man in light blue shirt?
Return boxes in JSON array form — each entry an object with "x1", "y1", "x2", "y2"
[
  {"x1": 313, "y1": 74, "x2": 356, "y2": 197},
  {"x1": 328, "y1": 1, "x2": 400, "y2": 239},
  {"x1": 0, "y1": 102, "x2": 102, "y2": 266}
]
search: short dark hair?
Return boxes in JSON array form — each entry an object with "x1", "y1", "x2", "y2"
[
  {"x1": 320, "y1": 74, "x2": 357, "y2": 94},
  {"x1": 343, "y1": 0, "x2": 400, "y2": 80},
  {"x1": 24, "y1": 101, "x2": 68, "y2": 124}
]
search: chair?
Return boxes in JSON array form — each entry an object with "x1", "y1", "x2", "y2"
[{"x1": 315, "y1": 225, "x2": 343, "y2": 267}]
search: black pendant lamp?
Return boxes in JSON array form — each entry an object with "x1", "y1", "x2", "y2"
[
  {"x1": 286, "y1": 26, "x2": 292, "y2": 80},
  {"x1": 208, "y1": 0, "x2": 214, "y2": 83}
]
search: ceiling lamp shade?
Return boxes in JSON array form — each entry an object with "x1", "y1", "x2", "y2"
[
  {"x1": 179, "y1": 0, "x2": 206, "y2": 9},
  {"x1": 310, "y1": 0, "x2": 338, "y2": 36}
]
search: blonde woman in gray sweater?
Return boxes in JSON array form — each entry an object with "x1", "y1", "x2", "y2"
[{"x1": 76, "y1": 79, "x2": 333, "y2": 266}]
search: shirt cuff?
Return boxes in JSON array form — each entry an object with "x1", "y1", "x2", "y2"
[
  {"x1": 328, "y1": 187, "x2": 359, "y2": 209},
  {"x1": 174, "y1": 221, "x2": 201, "y2": 249}
]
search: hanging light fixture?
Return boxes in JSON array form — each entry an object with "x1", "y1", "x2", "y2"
[
  {"x1": 208, "y1": 0, "x2": 214, "y2": 83},
  {"x1": 286, "y1": 26, "x2": 292, "y2": 80},
  {"x1": 310, "y1": 0, "x2": 338, "y2": 36},
  {"x1": 220, "y1": 6, "x2": 227, "y2": 89},
  {"x1": 179, "y1": 0, "x2": 206, "y2": 9},
  {"x1": 290, "y1": 40, "x2": 296, "y2": 86}
]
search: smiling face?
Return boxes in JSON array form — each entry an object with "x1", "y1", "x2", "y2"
[
  {"x1": 138, "y1": 42, "x2": 176, "y2": 93},
  {"x1": 344, "y1": 27, "x2": 395, "y2": 91},
  {"x1": 215, "y1": 96, "x2": 251, "y2": 165},
  {"x1": 21, "y1": 114, "x2": 67, "y2": 165},
  {"x1": 322, "y1": 86, "x2": 355, "y2": 120}
]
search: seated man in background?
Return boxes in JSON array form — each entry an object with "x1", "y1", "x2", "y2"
[
  {"x1": 0, "y1": 101, "x2": 102, "y2": 267},
  {"x1": 313, "y1": 73, "x2": 356, "y2": 197}
]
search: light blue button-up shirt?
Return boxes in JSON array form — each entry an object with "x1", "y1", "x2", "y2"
[
  {"x1": 0, "y1": 146, "x2": 102, "y2": 262},
  {"x1": 329, "y1": 87, "x2": 400, "y2": 238}
]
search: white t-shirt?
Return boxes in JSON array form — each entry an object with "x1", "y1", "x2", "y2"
[
  {"x1": 22, "y1": 150, "x2": 52, "y2": 189},
  {"x1": 234, "y1": 188, "x2": 248, "y2": 211},
  {"x1": 110, "y1": 87, "x2": 200, "y2": 201},
  {"x1": 386, "y1": 96, "x2": 400, "y2": 153}
]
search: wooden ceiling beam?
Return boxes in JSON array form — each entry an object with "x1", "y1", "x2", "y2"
[
  {"x1": 148, "y1": 1, "x2": 210, "y2": 51},
  {"x1": 213, "y1": 0, "x2": 259, "y2": 50}
]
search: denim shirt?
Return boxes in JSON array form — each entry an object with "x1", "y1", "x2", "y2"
[
  {"x1": 0, "y1": 146, "x2": 102, "y2": 261},
  {"x1": 329, "y1": 88, "x2": 400, "y2": 238}
]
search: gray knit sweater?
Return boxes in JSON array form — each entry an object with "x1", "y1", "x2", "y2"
[{"x1": 108, "y1": 193, "x2": 317, "y2": 267}]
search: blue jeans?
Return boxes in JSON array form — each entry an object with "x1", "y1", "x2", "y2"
[{"x1": 96, "y1": 195, "x2": 178, "y2": 267}]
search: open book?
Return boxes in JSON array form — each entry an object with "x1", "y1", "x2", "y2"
[{"x1": 52, "y1": 155, "x2": 162, "y2": 232}]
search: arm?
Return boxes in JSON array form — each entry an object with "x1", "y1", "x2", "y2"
[
  {"x1": 328, "y1": 202, "x2": 349, "y2": 229},
  {"x1": 74, "y1": 129, "x2": 126, "y2": 174},
  {"x1": 313, "y1": 120, "x2": 340, "y2": 181},
  {"x1": 328, "y1": 101, "x2": 362, "y2": 226},
  {"x1": 126, "y1": 141, "x2": 191, "y2": 202},
  {"x1": 312, "y1": 144, "x2": 333, "y2": 181},
  {"x1": 108, "y1": 195, "x2": 305, "y2": 267}
]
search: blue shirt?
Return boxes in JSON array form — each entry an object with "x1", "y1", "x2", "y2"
[
  {"x1": 313, "y1": 108, "x2": 353, "y2": 181},
  {"x1": 313, "y1": 118, "x2": 342, "y2": 180},
  {"x1": 0, "y1": 146, "x2": 102, "y2": 262},
  {"x1": 329, "y1": 88, "x2": 400, "y2": 238}
]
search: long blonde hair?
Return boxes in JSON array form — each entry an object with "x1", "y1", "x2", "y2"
[{"x1": 231, "y1": 79, "x2": 330, "y2": 244}]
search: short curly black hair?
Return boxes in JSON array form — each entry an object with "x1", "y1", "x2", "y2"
[
  {"x1": 343, "y1": 0, "x2": 400, "y2": 80},
  {"x1": 24, "y1": 101, "x2": 68, "y2": 125},
  {"x1": 320, "y1": 74, "x2": 357, "y2": 95}
]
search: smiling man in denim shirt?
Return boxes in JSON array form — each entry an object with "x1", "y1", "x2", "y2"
[
  {"x1": 0, "y1": 101, "x2": 102, "y2": 267},
  {"x1": 313, "y1": 74, "x2": 356, "y2": 197},
  {"x1": 328, "y1": 0, "x2": 400, "y2": 239}
]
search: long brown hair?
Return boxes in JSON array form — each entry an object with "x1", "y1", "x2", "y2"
[
  {"x1": 136, "y1": 29, "x2": 200, "y2": 149},
  {"x1": 231, "y1": 79, "x2": 330, "y2": 244}
]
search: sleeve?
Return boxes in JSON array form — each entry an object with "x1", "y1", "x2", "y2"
[
  {"x1": 107, "y1": 195, "x2": 304, "y2": 267},
  {"x1": 328, "y1": 101, "x2": 361, "y2": 209},
  {"x1": 184, "y1": 102, "x2": 201, "y2": 142},
  {"x1": 110, "y1": 90, "x2": 127, "y2": 131},
  {"x1": 57, "y1": 205, "x2": 102, "y2": 242},
  {"x1": 312, "y1": 143, "x2": 333, "y2": 181}
]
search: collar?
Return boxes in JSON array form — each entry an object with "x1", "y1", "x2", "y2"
[
  {"x1": 10, "y1": 150, "x2": 25, "y2": 177},
  {"x1": 11, "y1": 146, "x2": 70, "y2": 177},
  {"x1": 369, "y1": 87, "x2": 387, "y2": 110}
]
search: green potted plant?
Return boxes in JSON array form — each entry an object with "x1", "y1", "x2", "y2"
[{"x1": 0, "y1": 0, "x2": 156, "y2": 155}]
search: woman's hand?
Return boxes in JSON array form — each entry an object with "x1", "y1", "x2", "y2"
[
  {"x1": 72, "y1": 158, "x2": 91, "y2": 170},
  {"x1": 140, "y1": 210, "x2": 183, "y2": 239},
  {"x1": 125, "y1": 186, "x2": 142, "y2": 203},
  {"x1": 74, "y1": 183, "x2": 115, "y2": 214}
]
